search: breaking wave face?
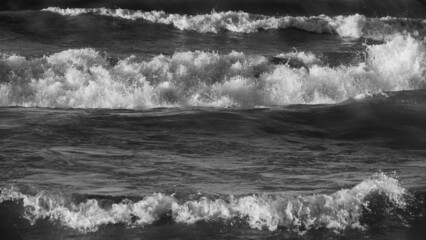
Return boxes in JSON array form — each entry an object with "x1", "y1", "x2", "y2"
[
  {"x1": 42, "y1": 7, "x2": 426, "y2": 39},
  {"x1": 1, "y1": 34, "x2": 425, "y2": 109},
  {"x1": 0, "y1": 173, "x2": 415, "y2": 233}
]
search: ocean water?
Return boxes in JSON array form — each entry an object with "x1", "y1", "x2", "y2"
[{"x1": 1, "y1": 0, "x2": 426, "y2": 239}]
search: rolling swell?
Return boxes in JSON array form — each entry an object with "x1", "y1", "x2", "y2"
[
  {"x1": 0, "y1": 173, "x2": 423, "y2": 234},
  {"x1": 2, "y1": 0, "x2": 426, "y2": 17},
  {"x1": 2, "y1": 2, "x2": 426, "y2": 240},
  {"x1": 42, "y1": 7, "x2": 426, "y2": 39}
]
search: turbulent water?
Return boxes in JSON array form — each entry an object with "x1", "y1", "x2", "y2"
[{"x1": 1, "y1": 0, "x2": 426, "y2": 239}]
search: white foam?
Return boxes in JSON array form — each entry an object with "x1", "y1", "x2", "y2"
[
  {"x1": 1, "y1": 35, "x2": 425, "y2": 109},
  {"x1": 42, "y1": 7, "x2": 426, "y2": 39},
  {"x1": 275, "y1": 51, "x2": 322, "y2": 66},
  {"x1": 0, "y1": 173, "x2": 408, "y2": 233}
]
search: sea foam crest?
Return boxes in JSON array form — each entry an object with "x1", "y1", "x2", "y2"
[
  {"x1": 0, "y1": 35, "x2": 425, "y2": 109},
  {"x1": 42, "y1": 7, "x2": 426, "y2": 39},
  {"x1": 0, "y1": 173, "x2": 409, "y2": 233}
]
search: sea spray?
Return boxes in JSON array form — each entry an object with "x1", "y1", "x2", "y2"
[
  {"x1": 1, "y1": 35, "x2": 425, "y2": 109},
  {"x1": 0, "y1": 173, "x2": 410, "y2": 233}
]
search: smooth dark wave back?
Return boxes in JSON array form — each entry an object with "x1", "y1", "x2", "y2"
[
  {"x1": 2, "y1": 0, "x2": 426, "y2": 17},
  {"x1": 1, "y1": 91, "x2": 426, "y2": 238},
  {"x1": 0, "y1": 9, "x2": 363, "y2": 58},
  {"x1": 1, "y1": 90, "x2": 426, "y2": 194}
]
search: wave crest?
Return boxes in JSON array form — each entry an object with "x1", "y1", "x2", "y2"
[
  {"x1": 0, "y1": 173, "x2": 411, "y2": 233},
  {"x1": 42, "y1": 7, "x2": 426, "y2": 39},
  {"x1": 1, "y1": 35, "x2": 425, "y2": 109}
]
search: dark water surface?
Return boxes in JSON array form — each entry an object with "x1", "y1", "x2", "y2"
[{"x1": 1, "y1": 0, "x2": 426, "y2": 239}]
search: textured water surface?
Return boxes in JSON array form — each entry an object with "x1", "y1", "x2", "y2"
[{"x1": 1, "y1": 0, "x2": 426, "y2": 239}]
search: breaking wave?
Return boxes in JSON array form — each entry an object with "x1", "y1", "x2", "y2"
[
  {"x1": 0, "y1": 173, "x2": 416, "y2": 233},
  {"x1": 4, "y1": 0, "x2": 426, "y2": 18},
  {"x1": 1, "y1": 34, "x2": 425, "y2": 109},
  {"x1": 42, "y1": 7, "x2": 426, "y2": 39}
]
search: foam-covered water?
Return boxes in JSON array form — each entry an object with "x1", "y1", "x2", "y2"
[
  {"x1": 1, "y1": 1, "x2": 426, "y2": 240},
  {"x1": 43, "y1": 7, "x2": 426, "y2": 39},
  {"x1": 1, "y1": 35, "x2": 425, "y2": 109},
  {"x1": 0, "y1": 173, "x2": 414, "y2": 233},
  {"x1": 4, "y1": 0, "x2": 426, "y2": 18}
]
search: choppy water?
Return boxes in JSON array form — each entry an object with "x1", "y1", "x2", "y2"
[{"x1": 1, "y1": 0, "x2": 426, "y2": 239}]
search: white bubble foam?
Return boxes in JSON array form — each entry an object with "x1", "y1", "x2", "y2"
[
  {"x1": 42, "y1": 7, "x2": 426, "y2": 39},
  {"x1": 0, "y1": 173, "x2": 409, "y2": 233},
  {"x1": 1, "y1": 35, "x2": 425, "y2": 109},
  {"x1": 275, "y1": 51, "x2": 322, "y2": 66}
]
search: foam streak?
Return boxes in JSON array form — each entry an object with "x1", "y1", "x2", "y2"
[{"x1": 42, "y1": 7, "x2": 426, "y2": 39}]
